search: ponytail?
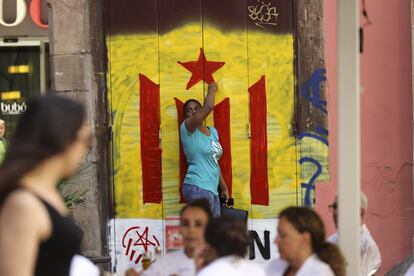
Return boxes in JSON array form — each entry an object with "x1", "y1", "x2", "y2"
[
  {"x1": 279, "y1": 207, "x2": 346, "y2": 276},
  {"x1": 315, "y1": 241, "x2": 346, "y2": 276}
]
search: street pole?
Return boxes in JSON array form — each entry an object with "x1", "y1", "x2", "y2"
[{"x1": 337, "y1": 0, "x2": 361, "y2": 275}]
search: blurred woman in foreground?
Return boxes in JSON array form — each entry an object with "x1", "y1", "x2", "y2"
[
  {"x1": 0, "y1": 95, "x2": 94, "y2": 276},
  {"x1": 125, "y1": 199, "x2": 213, "y2": 276},
  {"x1": 267, "y1": 206, "x2": 345, "y2": 276}
]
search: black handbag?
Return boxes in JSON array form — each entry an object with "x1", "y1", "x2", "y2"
[{"x1": 220, "y1": 198, "x2": 248, "y2": 223}]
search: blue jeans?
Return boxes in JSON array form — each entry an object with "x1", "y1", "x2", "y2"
[{"x1": 182, "y1": 184, "x2": 221, "y2": 217}]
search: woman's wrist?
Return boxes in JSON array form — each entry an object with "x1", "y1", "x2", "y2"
[
  {"x1": 221, "y1": 188, "x2": 229, "y2": 198},
  {"x1": 208, "y1": 82, "x2": 218, "y2": 93}
]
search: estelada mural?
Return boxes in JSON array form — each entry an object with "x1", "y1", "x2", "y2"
[{"x1": 106, "y1": 0, "x2": 329, "y2": 273}]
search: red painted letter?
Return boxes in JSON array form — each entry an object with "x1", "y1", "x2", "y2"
[
  {"x1": 139, "y1": 74, "x2": 162, "y2": 204},
  {"x1": 249, "y1": 76, "x2": 269, "y2": 205},
  {"x1": 214, "y1": 98, "x2": 233, "y2": 195}
]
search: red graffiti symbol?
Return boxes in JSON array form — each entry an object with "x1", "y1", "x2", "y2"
[
  {"x1": 122, "y1": 226, "x2": 160, "y2": 264},
  {"x1": 133, "y1": 227, "x2": 159, "y2": 251},
  {"x1": 178, "y1": 48, "x2": 225, "y2": 90}
]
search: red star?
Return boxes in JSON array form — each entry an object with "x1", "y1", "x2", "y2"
[{"x1": 178, "y1": 48, "x2": 225, "y2": 90}]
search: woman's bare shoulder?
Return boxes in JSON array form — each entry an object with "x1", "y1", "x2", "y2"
[
  {"x1": 0, "y1": 190, "x2": 50, "y2": 235},
  {"x1": 2, "y1": 190, "x2": 43, "y2": 212}
]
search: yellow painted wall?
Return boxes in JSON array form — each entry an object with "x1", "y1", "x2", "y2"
[{"x1": 107, "y1": 24, "x2": 327, "y2": 219}]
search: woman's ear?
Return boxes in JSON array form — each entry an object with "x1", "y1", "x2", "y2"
[
  {"x1": 302, "y1": 231, "x2": 312, "y2": 245},
  {"x1": 360, "y1": 208, "x2": 366, "y2": 220}
]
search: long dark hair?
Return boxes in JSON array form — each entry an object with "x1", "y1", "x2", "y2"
[
  {"x1": 279, "y1": 207, "x2": 346, "y2": 276},
  {"x1": 204, "y1": 217, "x2": 249, "y2": 258},
  {"x1": 0, "y1": 95, "x2": 86, "y2": 205}
]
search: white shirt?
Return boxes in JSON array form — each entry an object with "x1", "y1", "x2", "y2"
[
  {"x1": 328, "y1": 224, "x2": 381, "y2": 276},
  {"x1": 405, "y1": 263, "x2": 414, "y2": 276},
  {"x1": 69, "y1": 255, "x2": 99, "y2": 276},
  {"x1": 265, "y1": 254, "x2": 334, "y2": 276},
  {"x1": 198, "y1": 256, "x2": 266, "y2": 276},
  {"x1": 142, "y1": 249, "x2": 195, "y2": 276}
]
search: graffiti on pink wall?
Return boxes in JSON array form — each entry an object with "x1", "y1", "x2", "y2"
[{"x1": 298, "y1": 68, "x2": 328, "y2": 207}]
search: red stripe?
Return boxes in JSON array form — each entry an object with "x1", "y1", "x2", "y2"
[
  {"x1": 139, "y1": 74, "x2": 162, "y2": 204},
  {"x1": 174, "y1": 98, "x2": 188, "y2": 203},
  {"x1": 134, "y1": 254, "x2": 142, "y2": 264},
  {"x1": 248, "y1": 76, "x2": 269, "y2": 205},
  {"x1": 130, "y1": 250, "x2": 136, "y2": 261},
  {"x1": 213, "y1": 98, "x2": 233, "y2": 195},
  {"x1": 125, "y1": 238, "x2": 132, "y2": 255}
]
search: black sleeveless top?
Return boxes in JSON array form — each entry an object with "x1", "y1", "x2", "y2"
[{"x1": 34, "y1": 196, "x2": 82, "y2": 276}]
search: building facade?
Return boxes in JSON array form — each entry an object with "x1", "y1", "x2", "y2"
[{"x1": 1, "y1": 0, "x2": 412, "y2": 275}]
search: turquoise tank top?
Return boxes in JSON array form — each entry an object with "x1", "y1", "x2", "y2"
[{"x1": 180, "y1": 122, "x2": 223, "y2": 195}]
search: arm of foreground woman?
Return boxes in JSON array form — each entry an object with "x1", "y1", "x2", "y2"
[{"x1": 0, "y1": 192, "x2": 50, "y2": 276}]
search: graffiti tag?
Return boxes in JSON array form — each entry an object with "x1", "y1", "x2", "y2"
[
  {"x1": 298, "y1": 126, "x2": 329, "y2": 146},
  {"x1": 299, "y1": 157, "x2": 322, "y2": 208},
  {"x1": 301, "y1": 68, "x2": 327, "y2": 113},
  {"x1": 122, "y1": 226, "x2": 160, "y2": 264},
  {"x1": 298, "y1": 68, "x2": 328, "y2": 207},
  {"x1": 248, "y1": 1, "x2": 279, "y2": 30}
]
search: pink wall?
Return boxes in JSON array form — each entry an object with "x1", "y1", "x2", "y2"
[{"x1": 316, "y1": 0, "x2": 413, "y2": 274}]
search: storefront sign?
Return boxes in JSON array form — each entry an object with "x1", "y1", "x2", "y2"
[
  {"x1": 1, "y1": 101, "x2": 27, "y2": 115},
  {"x1": 0, "y1": 0, "x2": 48, "y2": 37}
]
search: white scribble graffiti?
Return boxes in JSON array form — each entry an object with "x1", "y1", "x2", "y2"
[{"x1": 248, "y1": 1, "x2": 279, "y2": 30}]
